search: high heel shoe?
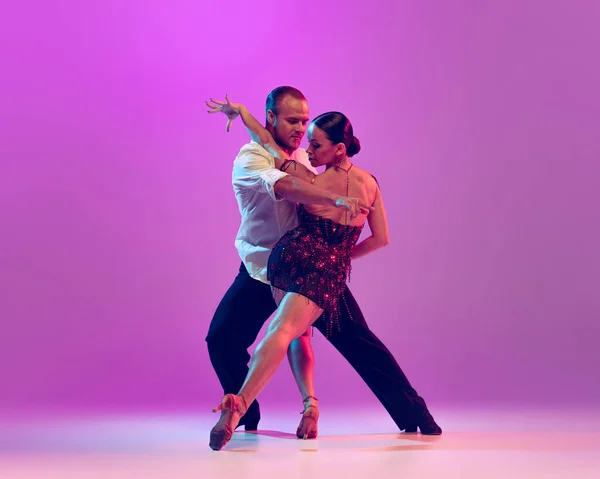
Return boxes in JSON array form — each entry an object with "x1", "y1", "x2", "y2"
[
  {"x1": 296, "y1": 396, "x2": 319, "y2": 439},
  {"x1": 209, "y1": 394, "x2": 248, "y2": 450}
]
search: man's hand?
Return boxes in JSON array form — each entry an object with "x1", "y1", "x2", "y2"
[
  {"x1": 206, "y1": 95, "x2": 241, "y2": 132},
  {"x1": 335, "y1": 197, "x2": 375, "y2": 219}
]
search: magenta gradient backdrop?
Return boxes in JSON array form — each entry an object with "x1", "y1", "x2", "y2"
[{"x1": 1, "y1": 1, "x2": 599, "y2": 415}]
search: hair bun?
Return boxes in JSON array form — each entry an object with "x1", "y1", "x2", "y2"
[{"x1": 347, "y1": 136, "x2": 361, "y2": 157}]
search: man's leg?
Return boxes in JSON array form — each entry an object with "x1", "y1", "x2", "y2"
[
  {"x1": 313, "y1": 286, "x2": 441, "y2": 434},
  {"x1": 205, "y1": 262, "x2": 277, "y2": 429}
]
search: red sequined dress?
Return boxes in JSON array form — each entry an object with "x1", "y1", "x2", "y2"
[{"x1": 267, "y1": 204, "x2": 364, "y2": 335}]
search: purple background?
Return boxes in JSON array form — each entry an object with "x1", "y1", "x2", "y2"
[{"x1": 1, "y1": 0, "x2": 599, "y2": 415}]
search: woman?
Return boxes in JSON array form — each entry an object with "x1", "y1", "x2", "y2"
[{"x1": 205, "y1": 96, "x2": 389, "y2": 450}]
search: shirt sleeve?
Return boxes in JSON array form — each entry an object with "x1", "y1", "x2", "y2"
[{"x1": 233, "y1": 143, "x2": 289, "y2": 201}]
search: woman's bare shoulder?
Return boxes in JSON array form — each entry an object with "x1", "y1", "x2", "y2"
[{"x1": 352, "y1": 165, "x2": 379, "y2": 187}]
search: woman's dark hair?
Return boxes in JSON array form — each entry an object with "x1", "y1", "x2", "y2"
[{"x1": 312, "y1": 111, "x2": 361, "y2": 157}]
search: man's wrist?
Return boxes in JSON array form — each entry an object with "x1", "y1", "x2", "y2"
[{"x1": 280, "y1": 159, "x2": 297, "y2": 172}]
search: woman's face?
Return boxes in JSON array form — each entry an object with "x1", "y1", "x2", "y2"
[{"x1": 306, "y1": 124, "x2": 338, "y2": 168}]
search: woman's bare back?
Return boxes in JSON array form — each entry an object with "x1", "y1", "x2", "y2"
[{"x1": 307, "y1": 164, "x2": 378, "y2": 226}]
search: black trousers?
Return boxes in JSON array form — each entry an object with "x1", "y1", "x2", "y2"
[{"x1": 205, "y1": 262, "x2": 427, "y2": 429}]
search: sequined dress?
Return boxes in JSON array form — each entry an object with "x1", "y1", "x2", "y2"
[{"x1": 267, "y1": 204, "x2": 364, "y2": 335}]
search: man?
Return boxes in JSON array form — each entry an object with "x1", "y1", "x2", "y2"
[{"x1": 205, "y1": 86, "x2": 441, "y2": 435}]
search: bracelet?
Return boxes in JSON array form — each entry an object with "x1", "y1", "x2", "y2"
[{"x1": 280, "y1": 159, "x2": 297, "y2": 172}]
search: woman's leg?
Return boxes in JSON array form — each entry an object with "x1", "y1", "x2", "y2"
[
  {"x1": 209, "y1": 293, "x2": 323, "y2": 450},
  {"x1": 237, "y1": 293, "x2": 323, "y2": 405},
  {"x1": 288, "y1": 328, "x2": 319, "y2": 438},
  {"x1": 210, "y1": 293, "x2": 323, "y2": 450},
  {"x1": 272, "y1": 286, "x2": 317, "y2": 404},
  {"x1": 287, "y1": 329, "x2": 315, "y2": 402}
]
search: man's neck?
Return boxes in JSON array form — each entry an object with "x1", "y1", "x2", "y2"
[
  {"x1": 266, "y1": 125, "x2": 295, "y2": 157},
  {"x1": 281, "y1": 146, "x2": 295, "y2": 157}
]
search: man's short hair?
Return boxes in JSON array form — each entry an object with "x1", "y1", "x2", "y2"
[{"x1": 265, "y1": 86, "x2": 306, "y2": 117}]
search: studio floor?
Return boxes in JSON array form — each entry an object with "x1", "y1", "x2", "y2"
[{"x1": 1, "y1": 406, "x2": 598, "y2": 478}]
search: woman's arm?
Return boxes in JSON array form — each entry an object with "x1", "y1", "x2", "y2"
[{"x1": 352, "y1": 183, "x2": 390, "y2": 260}]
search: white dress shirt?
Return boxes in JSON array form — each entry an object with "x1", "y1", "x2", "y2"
[{"x1": 232, "y1": 141, "x2": 316, "y2": 284}]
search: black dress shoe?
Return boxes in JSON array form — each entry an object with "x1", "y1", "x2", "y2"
[
  {"x1": 231, "y1": 399, "x2": 260, "y2": 431},
  {"x1": 235, "y1": 410, "x2": 260, "y2": 431},
  {"x1": 404, "y1": 408, "x2": 442, "y2": 435},
  {"x1": 236, "y1": 416, "x2": 259, "y2": 431}
]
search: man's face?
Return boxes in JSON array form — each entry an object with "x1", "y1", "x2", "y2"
[{"x1": 269, "y1": 96, "x2": 310, "y2": 152}]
